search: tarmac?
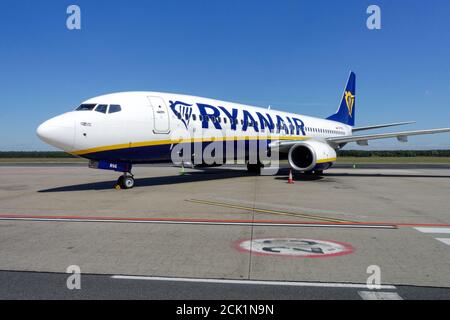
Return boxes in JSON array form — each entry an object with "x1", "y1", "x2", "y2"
[{"x1": 0, "y1": 163, "x2": 449, "y2": 299}]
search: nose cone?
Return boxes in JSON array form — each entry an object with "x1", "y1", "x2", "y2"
[{"x1": 37, "y1": 113, "x2": 75, "y2": 151}]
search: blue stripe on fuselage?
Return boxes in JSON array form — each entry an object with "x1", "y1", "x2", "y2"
[{"x1": 80, "y1": 139, "x2": 276, "y2": 164}]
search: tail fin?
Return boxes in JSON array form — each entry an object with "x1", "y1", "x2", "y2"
[{"x1": 327, "y1": 72, "x2": 356, "y2": 126}]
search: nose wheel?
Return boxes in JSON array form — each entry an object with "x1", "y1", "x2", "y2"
[{"x1": 115, "y1": 173, "x2": 135, "y2": 190}]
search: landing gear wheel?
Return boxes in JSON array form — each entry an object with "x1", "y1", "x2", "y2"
[
  {"x1": 304, "y1": 170, "x2": 314, "y2": 175},
  {"x1": 123, "y1": 176, "x2": 135, "y2": 189},
  {"x1": 116, "y1": 174, "x2": 134, "y2": 189},
  {"x1": 314, "y1": 170, "x2": 324, "y2": 176}
]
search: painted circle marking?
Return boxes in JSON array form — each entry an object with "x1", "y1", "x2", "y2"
[{"x1": 236, "y1": 238, "x2": 354, "y2": 258}]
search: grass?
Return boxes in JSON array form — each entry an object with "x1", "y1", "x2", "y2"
[
  {"x1": 1, "y1": 157, "x2": 450, "y2": 164},
  {"x1": 337, "y1": 157, "x2": 450, "y2": 164}
]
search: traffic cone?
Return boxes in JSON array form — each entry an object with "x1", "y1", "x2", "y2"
[{"x1": 287, "y1": 169, "x2": 295, "y2": 184}]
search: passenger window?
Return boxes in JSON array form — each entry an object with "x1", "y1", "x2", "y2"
[
  {"x1": 224, "y1": 117, "x2": 227, "y2": 124},
  {"x1": 109, "y1": 104, "x2": 122, "y2": 114},
  {"x1": 95, "y1": 104, "x2": 108, "y2": 114},
  {"x1": 76, "y1": 104, "x2": 97, "y2": 111},
  {"x1": 192, "y1": 114, "x2": 197, "y2": 121},
  {"x1": 199, "y1": 115, "x2": 203, "y2": 121}
]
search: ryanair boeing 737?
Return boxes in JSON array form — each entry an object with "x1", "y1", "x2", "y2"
[{"x1": 37, "y1": 72, "x2": 450, "y2": 189}]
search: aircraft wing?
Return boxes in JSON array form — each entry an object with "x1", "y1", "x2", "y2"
[
  {"x1": 352, "y1": 121, "x2": 415, "y2": 132},
  {"x1": 327, "y1": 128, "x2": 450, "y2": 145}
]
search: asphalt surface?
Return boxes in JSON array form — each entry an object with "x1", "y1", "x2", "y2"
[
  {"x1": 0, "y1": 164, "x2": 449, "y2": 299},
  {"x1": 1, "y1": 270, "x2": 449, "y2": 300}
]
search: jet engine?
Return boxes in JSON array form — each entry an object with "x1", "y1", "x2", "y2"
[{"x1": 288, "y1": 140, "x2": 337, "y2": 172}]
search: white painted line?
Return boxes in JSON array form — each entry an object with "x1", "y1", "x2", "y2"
[
  {"x1": 414, "y1": 227, "x2": 450, "y2": 234},
  {"x1": 111, "y1": 275, "x2": 397, "y2": 289},
  {"x1": 436, "y1": 238, "x2": 450, "y2": 246},
  {"x1": 0, "y1": 217, "x2": 395, "y2": 229},
  {"x1": 358, "y1": 291, "x2": 403, "y2": 300}
]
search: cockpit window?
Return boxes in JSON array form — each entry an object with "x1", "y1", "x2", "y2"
[
  {"x1": 76, "y1": 104, "x2": 97, "y2": 111},
  {"x1": 109, "y1": 104, "x2": 122, "y2": 114},
  {"x1": 95, "y1": 104, "x2": 108, "y2": 114}
]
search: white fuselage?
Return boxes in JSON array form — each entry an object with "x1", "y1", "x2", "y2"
[{"x1": 37, "y1": 91, "x2": 351, "y2": 164}]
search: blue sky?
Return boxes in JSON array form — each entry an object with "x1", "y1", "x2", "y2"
[{"x1": 1, "y1": 0, "x2": 449, "y2": 150}]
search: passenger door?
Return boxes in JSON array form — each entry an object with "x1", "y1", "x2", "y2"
[{"x1": 148, "y1": 96, "x2": 170, "y2": 134}]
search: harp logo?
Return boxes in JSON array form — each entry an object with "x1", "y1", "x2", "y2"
[
  {"x1": 344, "y1": 91, "x2": 355, "y2": 117},
  {"x1": 169, "y1": 101, "x2": 193, "y2": 129}
]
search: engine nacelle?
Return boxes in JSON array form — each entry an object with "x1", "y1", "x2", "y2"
[{"x1": 288, "y1": 140, "x2": 337, "y2": 172}]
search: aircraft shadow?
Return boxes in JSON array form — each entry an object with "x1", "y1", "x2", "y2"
[
  {"x1": 37, "y1": 168, "x2": 448, "y2": 193},
  {"x1": 38, "y1": 167, "x2": 296, "y2": 192}
]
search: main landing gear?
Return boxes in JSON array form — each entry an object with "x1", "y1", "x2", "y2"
[
  {"x1": 115, "y1": 173, "x2": 135, "y2": 190},
  {"x1": 246, "y1": 162, "x2": 264, "y2": 175}
]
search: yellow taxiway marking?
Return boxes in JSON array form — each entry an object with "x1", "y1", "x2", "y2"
[{"x1": 186, "y1": 199, "x2": 354, "y2": 224}]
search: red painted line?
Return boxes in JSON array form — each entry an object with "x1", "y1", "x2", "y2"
[{"x1": 0, "y1": 214, "x2": 449, "y2": 227}]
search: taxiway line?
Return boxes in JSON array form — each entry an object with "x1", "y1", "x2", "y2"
[
  {"x1": 186, "y1": 199, "x2": 354, "y2": 223},
  {"x1": 1, "y1": 214, "x2": 449, "y2": 228},
  {"x1": 436, "y1": 238, "x2": 450, "y2": 245},
  {"x1": 414, "y1": 227, "x2": 450, "y2": 234},
  {"x1": 358, "y1": 291, "x2": 403, "y2": 300},
  {"x1": 0, "y1": 215, "x2": 395, "y2": 229}
]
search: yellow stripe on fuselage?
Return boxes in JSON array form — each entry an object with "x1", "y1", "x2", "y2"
[
  {"x1": 316, "y1": 158, "x2": 337, "y2": 164},
  {"x1": 71, "y1": 135, "x2": 312, "y2": 156}
]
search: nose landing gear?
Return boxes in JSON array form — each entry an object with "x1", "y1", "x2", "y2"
[{"x1": 115, "y1": 173, "x2": 135, "y2": 190}]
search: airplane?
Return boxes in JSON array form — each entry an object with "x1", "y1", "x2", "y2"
[{"x1": 37, "y1": 72, "x2": 450, "y2": 189}]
